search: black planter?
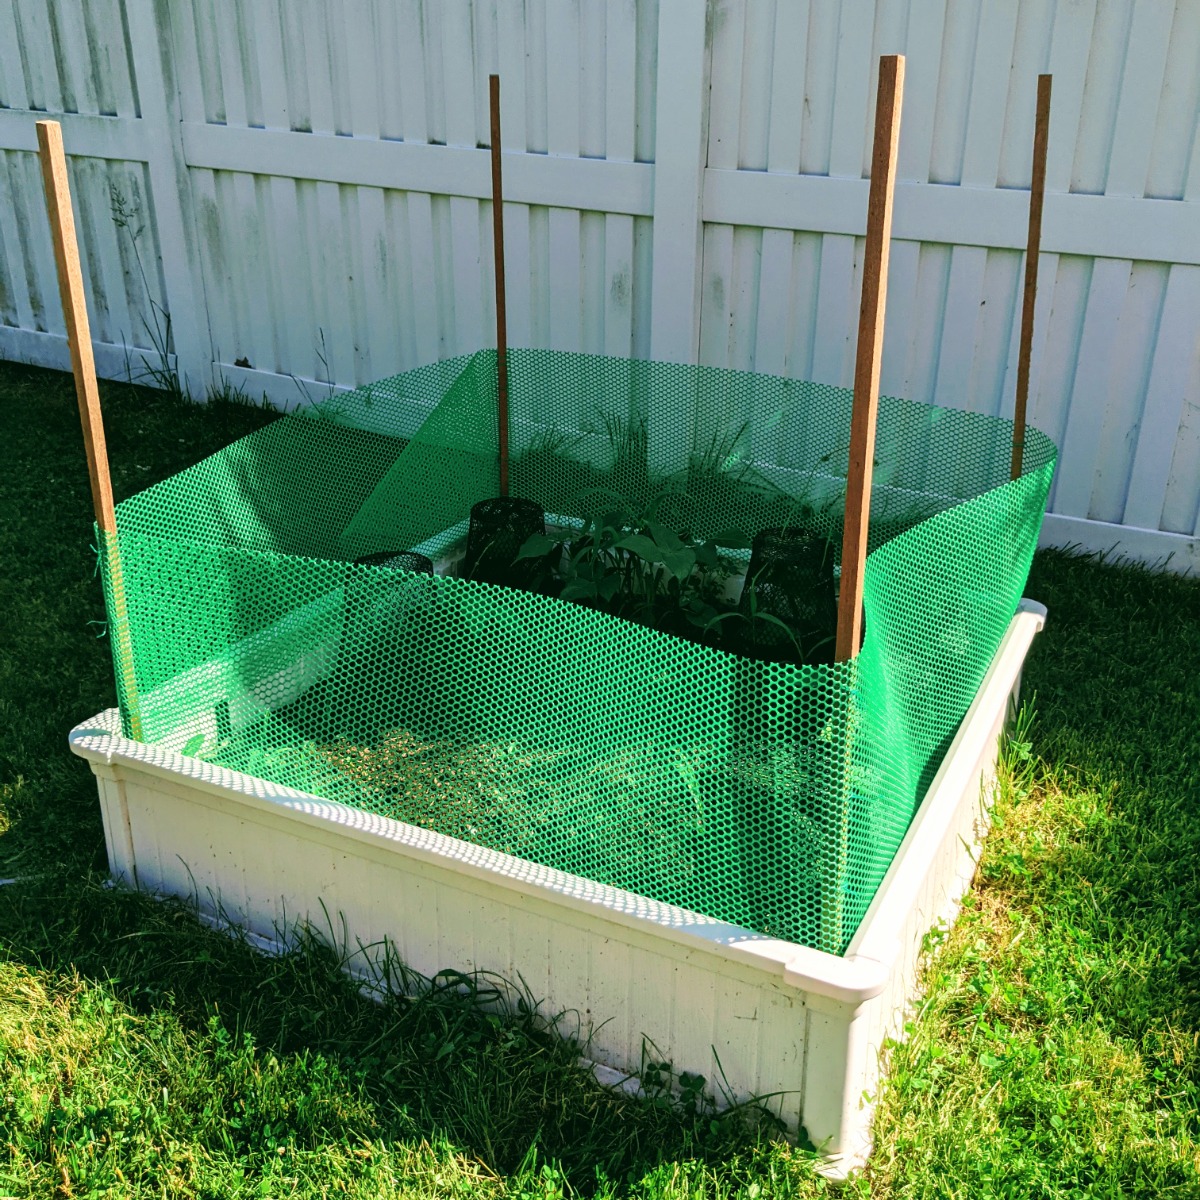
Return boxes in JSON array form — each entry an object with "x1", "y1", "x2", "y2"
[
  {"x1": 318, "y1": 548, "x2": 446, "y2": 739},
  {"x1": 461, "y1": 496, "x2": 548, "y2": 589},
  {"x1": 345, "y1": 550, "x2": 435, "y2": 631},
  {"x1": 352, "y1": 548, "x2": 435, "y2": 575},
  {"x1": 737, "y1": 526, "x2": 838, "y2": 664}
]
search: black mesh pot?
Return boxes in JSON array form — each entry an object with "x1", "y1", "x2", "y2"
[
  {"x1": 346, "y1": 551, "x2": 434, "y2": 618},
  {"x1": 737, "y1": 527, "x2": 838, "y2": 664},
  {"x1": 307, "y1": 549, "x2": 441, "y2": 739},
  {"x1": 461, "y1": 497, "x2": 547, "y2": 588},
  {"x1": 353, "y1": 549, "x2": 435, "y2": 574}
]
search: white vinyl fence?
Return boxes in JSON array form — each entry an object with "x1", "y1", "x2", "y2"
[{"x1": 1, "y1": 0, "x2": 1198, "y2": 569}]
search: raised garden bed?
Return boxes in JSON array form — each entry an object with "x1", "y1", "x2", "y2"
[
  {"x1": 76, "y1": 348, "x2": 1056, "y2": 1170},
  {"x1": 70, "y1": 596, "x2": 1045, "y2": 1172}
]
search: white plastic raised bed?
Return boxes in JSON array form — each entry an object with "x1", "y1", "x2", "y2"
[{"x1": 69, "y1": 598, "x2": 1045, "y2": 1175}]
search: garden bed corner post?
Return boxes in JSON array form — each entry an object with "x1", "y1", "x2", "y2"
[
  {"x1": 1012, "y1": 74, "x2": 1052, "y2": 482},
  {"x1": 829, "y1": 54, "x2": 904, "y2": 950},
  {"x1": 36, "y1": 119, "x2": 143, "y2": 740},
  {"x1": 490, "y1": 73, "x2": 511, "y2": 497}
]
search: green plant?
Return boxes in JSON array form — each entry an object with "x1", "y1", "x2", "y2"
[
  {"x1": 512, "y1": 486, "x2": 842, "y2": 662},
  {"x1": 515, "y1": 490, "x2": 755, "y2": 646},
  {"x1": 110, "y1": 182, "x2": 187, "y2": 405}
]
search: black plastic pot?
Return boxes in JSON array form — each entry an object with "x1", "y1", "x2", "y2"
[
  {"x1": 736, "y1": 526, "x2": 838, "y2": 664},
  {"x1": 353, "y1": 549, "x2": 435, "y2": 574},
  {"x1": 315, "y1": 548, "x2": 444, "y2": 738},
  {"x1": 461, "y1": 496, "x2": 547, "y2": 589},
  {"x1": 344, "y1": 550, "x2": 434, "y2": 623}
]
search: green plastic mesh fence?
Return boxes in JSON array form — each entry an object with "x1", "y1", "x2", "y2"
[{"x1": 101, "y1": 349, "x2": 1056, "y2": 953}]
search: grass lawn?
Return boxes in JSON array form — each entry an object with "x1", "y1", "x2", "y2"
[{"x1": 1, "y1": 359, "x2": 1198, "y2": 1198}]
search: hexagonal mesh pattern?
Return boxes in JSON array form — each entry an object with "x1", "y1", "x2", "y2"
[{"x1": 101, "y1": 349, "x2": 1056, "y2": 953}]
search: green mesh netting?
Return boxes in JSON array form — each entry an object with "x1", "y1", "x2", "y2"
[{"x1": 100, "y1": 349, "x2": 1056, "y2": 953}]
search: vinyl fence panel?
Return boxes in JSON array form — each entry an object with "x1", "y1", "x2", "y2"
[{"x1": 0, "y1": 0, "x2": 1196, "y2": 568}]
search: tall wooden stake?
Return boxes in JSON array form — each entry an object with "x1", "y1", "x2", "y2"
[
  {"x1": 836, "y1": 55, "x2": 905, "y2": 663},
  {"x1": 36, "y1": 120, "x2": 143, "y2": 739},
  {"x1": 1012, "y1": 74, "x2": 1052, "y2": 481},
  {"x1": 489, "y1": 74, "x2": 511, "y2": 497}
]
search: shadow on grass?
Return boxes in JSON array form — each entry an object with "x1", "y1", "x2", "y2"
[
  {"x1": 1022, "y1": 547, "x2": 1200, "y2": 1043},
  {"x1": 0, "y1": 874, "x2": 790, "y2": 1193}
]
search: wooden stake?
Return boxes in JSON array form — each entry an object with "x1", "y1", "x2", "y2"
[
  {"x1": 835, "y1": 55, "x2": 904, "y2": 663},
  {"x1": 489, "y1": 74, "x2": 511, "y2": 497},
  {"x1": 36, "y1": 119, "x2": 143, "y2": 739},
  {"x1": 1012, "y1": 74, "x2": 1052, "y2": 481}
]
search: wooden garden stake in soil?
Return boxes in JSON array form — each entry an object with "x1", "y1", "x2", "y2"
[
  {"x1": 36, "y1": 119, "x2": 143, "y2": 739},
  {"x1": 836, "y1": 54, "x2": 905, "y2": 664},
  {"x1": 489, "y1": 74, "x2": 511, "y2": 497},
  {"x1": 1012, "y1": 74, "x2": 1052, "y2": 482},
  {"x1": 824, "y1": 55, "x2": 904, "y2": 954}
]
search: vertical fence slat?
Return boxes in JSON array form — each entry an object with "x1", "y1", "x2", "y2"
[
  {"x1": 969, "y1": 248, "x2": 1021, "y2": 420},
  {"x1": 124, "y1": 0, "x2": 211, "y2": 394},
  {"x1": 20, "y1": 148, "x2": 64, "y2": 334},
  {"x1": 602, "y1": 0, "x2": 636, "y2": 362},
  {"x1": 494, "y1": 0, "x2": 530, "y2": 352},
  {"x1": 87, "y1": 159, "x2": 138, "y2": 347},
  {"x1": 1044, "y1": 0, "x2": 1097, "y2": 195},
  {"x1": 756, "y1": 0, "x2": 806, "y2": 443},
  {"x1": 394, "y1": 0, "x2": 428, "y2": 143},
  {"x1": 306, "y1": 0, "x2": 338, "y2": 136},
  {"x1": 1050, "y1": 256, "x2": 1131, "y2": 515},
  {"x1": 898, "y1": 0, "x2": 946, "y2": 183},
  {"x1": 407, "y1": 192, "x2": 440, "y2": 366},
  {"x1": 879, "y1": 239, "x2": 918, "y2": 395},
  {"x1": 14, "y1": 1, "x2": 63, "y2": 113},
  {"x1": 344, "y1": 0, "x2": 381, "y2": 140},
  {"x1": 438, "y1": 1, "x2": 484, "y2": 358},
  {"x1": 1104, "y1": 1, "x2": 1174, "y2": 198},
  {"x1": 89, "y1": 0, "x2": 137, "y2": 118},
  {"x1": 212, "y1": 2, "x2": 249, "y2": 130},
  {"x1": 1122, "y1": 265, "x2": 1200, "y2": 530},
  {"x1": 315, "y1": 180, "x2": 356, "y2": 380},
  {"x1": 828, "y1": 7, "x2": 874, "y2": 179},
  {"x1": 0, "y1": 153, "x2": 39, "y2": 330},
  {"x1": 1144, "y1": 2, "x2": 1200, "y2": 200},
  {"x1": 959, "y1": 5, "x2": 1019, "y2": 187},
  {"x1": 253, "y1": 2, "x2": 290, "y2": 129},
  {"x1": 647, "y1": 0, "x2": 708, "y2": 475},
  {"x1": 0, "y1": 0, "x2": 29, "y2": 110},
  {"x1": 545, "y1": 0, "x2": 582, "y2": 359},
  {"x1": 233, "y1": 172, "x2": 277, "y2": 374},
  {"x1": 1088, "y1": 261, "x2": 1168, "y2": 523},
  {"x1": 49, "y1": 3, "x2": 94, "y2": 114},
  {"x1": 932, "y1": 244, "x2": 989, "y2": 413}
]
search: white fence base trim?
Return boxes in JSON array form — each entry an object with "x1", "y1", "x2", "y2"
[
  {"x1": 1039, "y1": 513, "x2": 1199, "y2": 576},
  {"x1": 0, "y1": 324, "x2": 175, "y2": 388},
  {"x1": 68, "y1": 601, "x2": 1045, "y2": 1175}
]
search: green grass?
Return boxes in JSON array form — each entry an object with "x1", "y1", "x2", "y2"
[{"x1": 1, "y1": 359, "x2": 1199, "y2": 1197}]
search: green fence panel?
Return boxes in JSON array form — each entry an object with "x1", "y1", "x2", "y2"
[{"x1": 101, "y1": 349, "x2": 1056, "y2": 953}]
